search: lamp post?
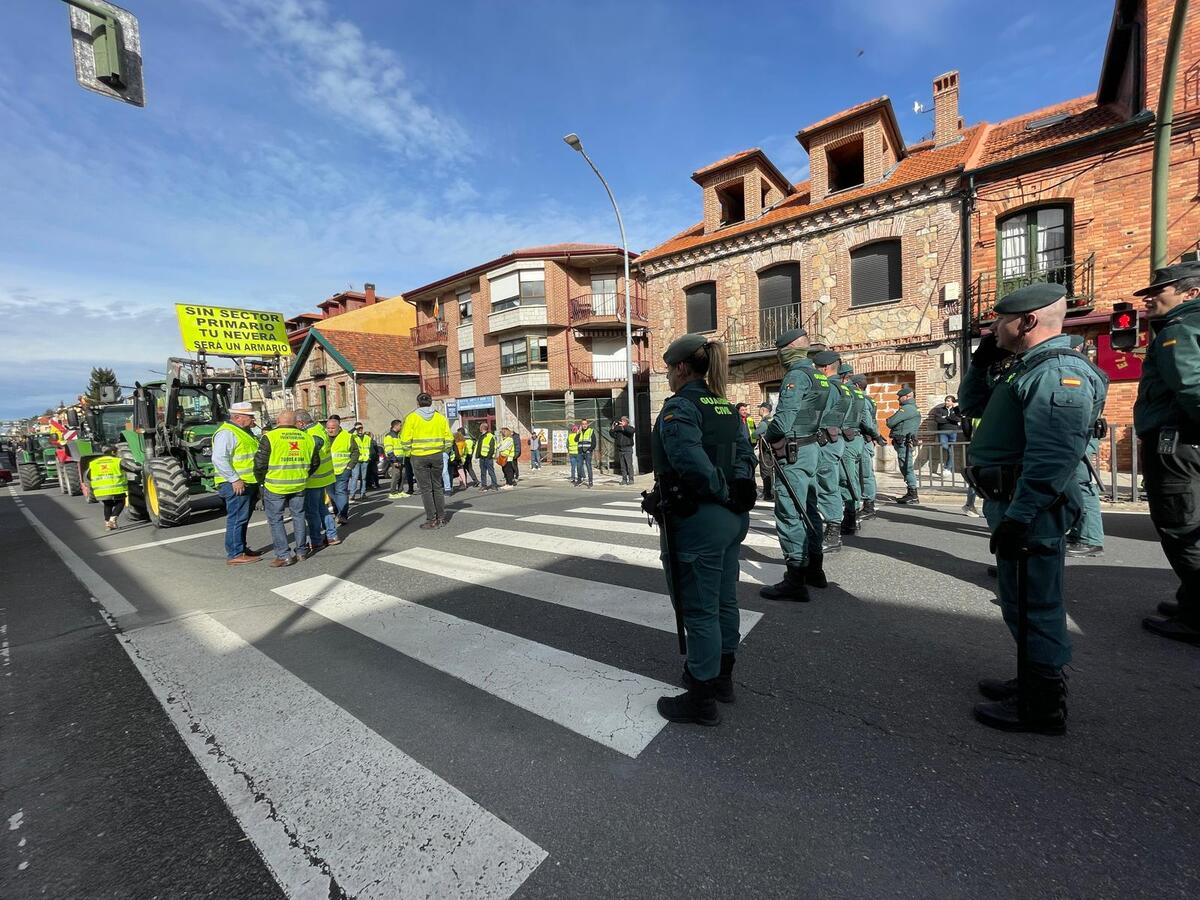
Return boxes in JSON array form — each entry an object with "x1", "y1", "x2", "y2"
[{"x1": 563, "y1": 133, "x2": 636, "y2": 434}]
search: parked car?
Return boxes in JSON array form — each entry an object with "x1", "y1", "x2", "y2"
[{"x1": 0, "y1": 468, "x2": 13, "y2": 484}]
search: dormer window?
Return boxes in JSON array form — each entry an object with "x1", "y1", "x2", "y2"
[
  {"x1": 717, "y1": 180, "x2": 745, "y2": 226},
  {"x1": 827, "y1": 135, "x2": 865, "y2": 193}
]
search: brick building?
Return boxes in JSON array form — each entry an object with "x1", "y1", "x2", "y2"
[
  {"x1": 963, "y1": 0, "x2": 1200, "y2": 466},
  {"x1": 637, "y1": 73, "x2": 979, "y2": 441},
  {"x1": 402, "y1": 244, "x2": 647, "y2": 465}
]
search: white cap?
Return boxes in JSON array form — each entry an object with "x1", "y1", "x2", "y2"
[{"x1": 229, "y1": 401, "x2": 255, "y2": 415}]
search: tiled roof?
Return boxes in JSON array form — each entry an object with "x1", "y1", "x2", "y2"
[
  {"x1": 316, "y1": 329, "x2": 418, "y2": 375},
  {"x1": 691, "y1": 149, "x2": 762, "y2": 180},
  {"x1": 795, "y1": 96, "x2": 890, "y2": 147},
  {"x1": 970, "y1": 94, "x2": 1128, "y2": 169},
  {"x1": 513, "y1": 242, "x2": 621, "y2": 254},
  {"x1": 638, "y1": 124, "x2": 985, "y2": 264}
]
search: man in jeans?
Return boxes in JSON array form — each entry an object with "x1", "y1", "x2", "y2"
[
  {"x1": 577, "y1": 418, "x2": 595, "y2": 488},
  {"x1": 400, "y1": 392, "x2": 454, "y2": 527},
  {"x1": 212, "y1": 401, "x2": 262, "y2": 565},
  {"x1": 326, "y1": 415, "x2": 357, "y2": 524},
  {"x1": 609, "y1": 416, "x2": 636, "y2": 484},
  {"x1": 931, "y1": 395, "x2": 962, "y2": 472},
  {"x1": 476, "y1": 422, "x2": 499, "y2": 491},
  {"x1": 253, "y1": 409, "x2": 318, "y2": 567}
]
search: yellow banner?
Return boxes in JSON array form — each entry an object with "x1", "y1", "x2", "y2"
[{"x1": 175, "y1": 303, "x2": 292, "y2": 356}]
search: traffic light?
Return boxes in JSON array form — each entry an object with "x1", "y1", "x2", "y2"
[{"x1": 1110, "y1": 303, "x2": 1139, "y2": 352}]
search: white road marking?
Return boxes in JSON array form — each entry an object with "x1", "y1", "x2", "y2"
[
  {"x1": 128, "y1": 613, "x2": 545, "y2": 898},
  {"x1": 603, "y1": 501, "x2": 644, "y2": 508},
  {"x1": 98, "y1": 521, "x2": 268, "y2": 556},
  {"x1": 754, "y1": 500, "x2": 775, "y2": 510},
  {"x1": 567, "y1": 506, "x2": 650, "y2": 520},
  {"x1": 6, "y1": 488, "x2": 136, "y2": 616},
  {"x1": 273, "y1": 575, "x2": 680, "y2": 757},
  {"x1": 392, "y1": 504, "x2": 517, "y2": 518},
  {"x1": 380, "y1": 547, "x2": 763, "y2": 637},
  {"x1": 458, "y1": 527, "x2": 786, "y2": 587},
  {"x1": 519, "y1": 513, "x2": 781, "y2": 549}
]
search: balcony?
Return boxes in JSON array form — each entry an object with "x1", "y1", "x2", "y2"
[
  {"x1": 500, "y1": 367, "x2": 550, "y2": 393},
  {"x1": 969, "y1": 253, "x2": 1095, "y2": 328},
  {"x1": 488, "y1": 302, "x2": 548, "y2": 334},
  {"x1": 725, "y1": 303, "x2": 805, "y2": 358},
  {"x1": 571, "y1": 360, "x2": 650, "y2": 385},
  {"x1": 568, "y1": 292, "x2": 649, "y2": 329},
  {"x1": 411, "y1": 319, "x2": 449, "y2": 348},
  {"x1": 422, "y1": 374, "x2": 449, "y2": 397}
]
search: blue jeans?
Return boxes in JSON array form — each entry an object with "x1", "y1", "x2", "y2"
[
  {"x1": 263, "y1": 489, "x2": 307, "y2": 560},
  {"x1": 937, "y1": 432, "x2": 955, "y2": 471},
  {"x1": 479, "y1": 457, "x2": 498, "y2": 488},
  {"x1": 304, "y1": 486, "x2": 337, "y2": 546},
  {"x1": 578, "y1": 450, "x2": 593, "y2": 485},
  {"x1": 348, "y1": 462, "x2": 368, "y2": 497},
  {"x1": 531, "y1": 447, "x2": 542, "y2": 468},
  {"x1": 218, "y1": 481, "x2": 257, "y2": 559},
  {"x1": 442, "y1": 453, "x2": 452, "y2": 492},
  {"x1": 569, "y1": 455, "x2": 579, "y2": 482},
  {"x1": 331, "y1": 470, "x2": 351, "y2": 517}
]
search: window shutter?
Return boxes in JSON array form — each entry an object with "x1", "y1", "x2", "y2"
[
  {"x1": 758, "y1": 264, "x2": 800, "y2": 310},
  {"x1": 685, "y1": 283, "x2": 717, "y2": 333},
  {"x1": 851, "y1": 241, "x2": 901, "y2": 306},
  {"x1": 489, "y1": 272, "x2": 520, "y2": 302}
]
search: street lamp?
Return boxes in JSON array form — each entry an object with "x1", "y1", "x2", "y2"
[{"x1": 563, "y1": 133, "x2": 636, "y2": 435}]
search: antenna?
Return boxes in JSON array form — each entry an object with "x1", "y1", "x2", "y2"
[{"x1": 913, "y1": 100, "x2": 929, "y2": 114}]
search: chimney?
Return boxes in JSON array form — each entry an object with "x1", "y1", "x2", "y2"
[
  {"x1": 364, "y1": 282, "x2": 376, "y2": 305},
  {"x1": 933, "y1": 70, "x2": 960, "y2": 146}
]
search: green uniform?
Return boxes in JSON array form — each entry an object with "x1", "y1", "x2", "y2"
[
  {"x1": 1067, "y1": 436, "x2": 1104, "y2": 548},
  {"x1": 764, "y1": 358, "x2": 825, "y2": 563},
  {"x1": 652, "y1": 380, "x2": 755, "y2": 681},
  {"x1": 815, "y1": 373, "x2": 850, "y2": 522},
  {"x1": 1134, "y1": 297, "x2": 1200, "y2": 625},
  {"x1": 859, "y1": 393, "x2": 880, "y2": 501},
  {"x1": 835, "y1": 378, "x2": 864, "y2": 507},
  {"x1": 886, "y1": 398, "x2": 921, "y2": 489},
  {"x1": 959, "y1": 334, "x2": 1108, "y2": 670}
]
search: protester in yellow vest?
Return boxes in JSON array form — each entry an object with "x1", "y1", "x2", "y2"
[
  {"x1": 400, "y1": 393, "x2": 454, "y2": 527},
  {"x1": 253, "y1": 410, "x2": 317, "y2": 567},
  {"x1": 474, "y1": 422, "x2": 499, "y2": 491},
  {"x1": 385, "y1": 418, "x2": 414, "y2": 499},
  {"x1": 297, "y1": 410, "x2": 341, "y2": 552},
  {"x1": 455, "y1": 427, "x2": 479, "y2": 488},
  {"x1": 575, "y1": 418, "x2": 595, "y2": 488},
  {"x1": 349, "y1": 422, "x2": 373, "y2": 501},
  {"x1": 326, "y1": 415, "x2": 357, "y2": 524},
  {"x1": 87, "y1": 446, "x2": 127, "y2": 531},
  {"x1": 213, "y1": 401, "x2": 262, "y2": 564}
]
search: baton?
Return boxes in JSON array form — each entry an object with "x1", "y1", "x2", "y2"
[
  {"x1": 838, "y1": 453, "x2": 861, "y2": 504},
  {"x1": 1083, "y1": 454, "x2": 1105, "y2": 491},
  {"x1": 772, "y1": 456, "x2": 819, "y2": 539}
]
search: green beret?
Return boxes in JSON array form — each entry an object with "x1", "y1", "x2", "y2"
[
  {"x1": 663, "y1": 333, "x2": 709, "y2": 365},
  {"x1": 1067, "y1": 334, "x2": 1085, "y2": 349},
  {"x1": 898, "y1": 386, "x2": 913, "y2": 398},
  {"x1": 1134, "y1": 261, "x2": 1200, "y2": 296},
  {"x1": 992, "y1": 282, "x2": 1067, "y2": 315},
  {"x1": 774, "y1": 327, "x2": 807, "y2": 349},
  {"x1": 811, "y1": 350, "x2": 840, "y2": 367},
  {"x1": 837, "y1": 362, "x2": 853, "y2": 376}
]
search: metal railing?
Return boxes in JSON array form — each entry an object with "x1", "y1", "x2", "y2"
[
  {"x1": 410, "y1": 319, "x2": 449, "y2": 346},
  {"x1": 422, "y1": 374, "x2": 449, "y2": 396},
  {"x1": 970, "y1": 253, "x2": 1095, "y2": 325},
  {"x1": 567, "y1": 292, "x2": 648, "y2": 325},
  {"x1": 725, "y1": 303, "x2": 804, "y2": 356},
  {"x1": 571, "y1": 360, "x2": 649, "y2": 384}
]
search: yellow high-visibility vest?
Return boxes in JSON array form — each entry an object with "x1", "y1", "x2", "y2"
[
  {"x1": 354, "y1": 433, "x2": 372, "y2": 459},
  {"x1": 330, "y1": 429, "x2": 354, "y2": 474},
  {"x1": 383, "y1": 432, "x2": 403, "y2": 455},
  {"x1": 476, "y1": 432, "x2": 496, "y2": 459},
  {"x1": 264, "y1": 427, "x2": 314, "y2": 495},
  {"x1": 400, "y1": 411, "x2": 453, "y2": 457},
  {"x1": 567, "y1": 431, "x2": 580, "y2": 454},
  {"x1": 87, "y1": 455, "x2": 126, "y2": 497},
  {"x1": 213, "y1": 421, "x2": 259, "y2": 485},
  {"x1": 464, "y1": 437, "x2": 476, "y2": 455},
  {"x1": 305, "y1": 423, "x2": 335, "y2": 489}
]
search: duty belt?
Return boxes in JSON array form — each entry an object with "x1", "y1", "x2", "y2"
[
  {"x1": 789, "y1": 433, "x2": 820, "y2": 446},
  {"x1": 963, "y1": 464, "x2": 1022, "y2": 502},
  {"x1": 842, "y1": 427, "x2": 860, "y2": 439}
]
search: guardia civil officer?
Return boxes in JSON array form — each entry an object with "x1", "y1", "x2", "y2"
[
  {"x1": 958, "y1": 283, "x2": 1107, "y2": 733},
  {"x1": 885, "y1": 386, "x2": 921, "y2": 503},
  {"x1": 811, "y1": 351, "x2": 851, "y2": 551},
  {"x1": 833, "y1": 361, "x2": 865, "y2": 536},
  {"x1": 652, "y1": 334, "x2": 757, "y2": 726},
  {"x1": 850, "y1": 373, "x2": 885, "y2": 519},
  {"x1": 1134, "y1": 261, "x2": 1200, "y2": 645},
  {"x1": 760, "y1": 329, "x2": 827, "y2": 601}
]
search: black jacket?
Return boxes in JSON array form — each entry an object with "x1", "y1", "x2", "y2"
[
  {"x1": 609, "y1": 423, "x2": 635, "y2": 449},
  {"x1": 930, "y1": 404, "x2": 962, "y2": 433}
]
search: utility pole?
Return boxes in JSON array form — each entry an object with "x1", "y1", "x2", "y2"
[{"x1": 1150, "y1": 0, "x2": 1189, "y2": 272}]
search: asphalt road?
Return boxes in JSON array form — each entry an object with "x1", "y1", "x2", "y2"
[{"x1": 1, "y1": 473, "x2": 1196, "y2": 899}]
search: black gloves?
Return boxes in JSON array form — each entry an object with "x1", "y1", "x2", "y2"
[
  {"x1": 728, "y1": 479, "x2": 759, "y2": 514},
  {"x1": 971, "y1": 333, "x2": 1011, "y2": 369},
  {"x1": 990, "y1": 518, "x2": 1029, "y2": 560}
]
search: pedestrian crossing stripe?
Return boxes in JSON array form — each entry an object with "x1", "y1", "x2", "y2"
[
  {"x1": 517, "y1": 513, "x2": 782, "y2": 549},
  {"x1": 272, "y1": 574, "x2": 681, "y2": 757}
]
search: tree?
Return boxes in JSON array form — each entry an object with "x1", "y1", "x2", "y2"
[{"x1": 86, "y1": 367, "x2": 120, "y2": 403}]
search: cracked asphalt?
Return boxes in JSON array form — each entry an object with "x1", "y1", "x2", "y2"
[{"x1": 1, "y1": 477, "x2": 1197, "y2": 899}]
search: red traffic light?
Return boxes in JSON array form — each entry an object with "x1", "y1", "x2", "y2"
[{"x1": 1115, "y1": 313, "x2": 1133, "y2": 329}]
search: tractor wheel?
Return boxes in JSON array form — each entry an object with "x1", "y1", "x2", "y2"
[
  {"x1": 17, "y1": 464, "x2": 44, "y2": 491},
  {"x1": 117, "y1": 445, "x2": 147, "y2": 521},
  {"x1": 63, "y1": 462, "x2": 83, "y2": 497},
  {"x1": 143, "y1": 457, "x2": 192, "y2": 528}
]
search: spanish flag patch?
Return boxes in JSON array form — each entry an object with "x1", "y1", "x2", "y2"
[
  {"x1": 1060, "y1": 377, "x2": 1082, "y2": 387},
  {"x1": 1163, "y1": 338, "x2": 1177, "y2": 347}
]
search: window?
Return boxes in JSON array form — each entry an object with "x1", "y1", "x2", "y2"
[
  {"x1": 302, "y1": 388, "x2": 310, "y2": 409},
  {"x1": 457, "y1": 288, "x2": 472, "y2": 321},
  {"x1": 519, "y1": 270, "x2": 545, "y2": 304},
  {"x1": 851, "y1": 240, "x2": 902, "y2": 307},
  {"x1": 757, "y1": 264, "x2": 802, "y2": 344},
  {"x1": 437, "y1": 354, "x2": 448, "y2": 378},
  {"x1": 716, "y1": 180, "x2": 745, "y2": 226},
  {"x1": 500, "y1": 336, "x2": 548, "y2": 374},
  {"x1": 827, "y1": 135, "x2": 865, "y2": 192},
  {"x1": 591, "y1": 273, "x2": 618, "y2": 316},
  {"x1": 998, "y1": 204, "x2": 1072, "y2": 295},
  {"x1": 336, "y1": 381, "x2": 348, "y2": 407},
  {"x1": 490, "y1": 268, "x2": 545, "y2": 312},
  {"x1": 685, "y1": 282, "x2": 718, "y2": 333},
  {"x1": 460, "y1": 349, "x2": 475, "y2": 379},
  {"x1": 318, "y1": 385, "x2": 328, "y2": 417}
]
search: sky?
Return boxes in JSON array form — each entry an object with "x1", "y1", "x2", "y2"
[{"x1": 0, "y1": 0, "x2": 1114, "y2": 419}]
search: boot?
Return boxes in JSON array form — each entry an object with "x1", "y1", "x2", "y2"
[
  {"x1": 972, "y1": 670, "x2": 1067, "y2": 735},
  {"x1": 895, "y1": 488, "x2": 919, "y2": 505},
  {"x1": 977, "y1": 676, "x2": 1018, "y2": 701},
  {"x1": 657, "y1": 677, "x2": 721, "y2": 726},
  {"x1": 805, "y1": 552, "x2": 828, "y2": 589},
  {"x1": 840, "y1": 502, "x2": 858, "y2": 535},
  {"x1": 1142, "y1": 615, "x2": 1200, "y2": 645},
  {"x1": 821, "y1": 522, "x2": 842, "y2": 553},
  {"x1": 759, "y1": 562, "x2": 811, "y2": 602},
  {"x1": 860, "y1": 499, "x2": 876, "y2": 520},
  {"x1": 682, "y1": 654, "x2": 735, "y2": 704},
  {"x1": 1156, "y1": 599, "x2": 1180, "y2": 617}
]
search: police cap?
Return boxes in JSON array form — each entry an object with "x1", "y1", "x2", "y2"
[
  {"x1": 851, "y1": 374, "x2": 867, "y2": 387},
  {"x1": 773, "y1": 327, "x2": 807, "y2": 349},
  {"x1": 837, "y1": 362, "x2": 853, "y2": 376},
  {"x1": 811, "y1": 350, "x2": 840, "y2": 367},
  {"x1": 897, "y1": 385, "x2": 913, "y2": 398},
  {"x1": 663, "y1": 333, "x2": 709, "y2": 365},
  {"x1": 1133, "y1": 261, "x2": 1200, "y2": 296},
  {"x1": 992, "y1": 282, "x2": 1067, "y2": 315}
]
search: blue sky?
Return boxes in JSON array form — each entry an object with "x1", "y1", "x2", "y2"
[{"x1": 1, "y1": 0, "x2": 1113, "y2": 418}]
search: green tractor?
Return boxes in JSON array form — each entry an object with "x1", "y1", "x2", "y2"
[
  {"x1": 119, "y1": 375, "x2": 241, "y2": 527},
  {"x1": 58, "y1": 403, "x2": 136, "y2": 502},
  {"x1": 16, "y1": 432, "x2": 59, "y2": 491}
]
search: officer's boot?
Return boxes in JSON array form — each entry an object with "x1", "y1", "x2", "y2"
[
  {"x1": 840, "y1": 501, "x2": 858, "y2": 535},
  {"x1": 759, "y1": 562, "x2": 811, "y2": 602},
  {"x1": 804, "y1": 551, "x2": 828, "y2": 588},
  {"x1": 861, "y1": 499, "x2": 876, "y2": 520},
  {"x1": 976, "y1": 676, "x2": 1018, "y2": 701},
  {"x1": 657, "y1": 676, "x2": 721, "y2": 726},
  {"x1": 972, "y1": 670, "x2": 1067, "y2": 735},
  {"x1": 821, "y1": 522, "x2": 843, "y2": 553},
  {"x1": 895, "y1": 488, "x2": 919, "y2": 505},
  {"x1": 682, "y1": 654, "x2": 736, "y2": 704}
]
